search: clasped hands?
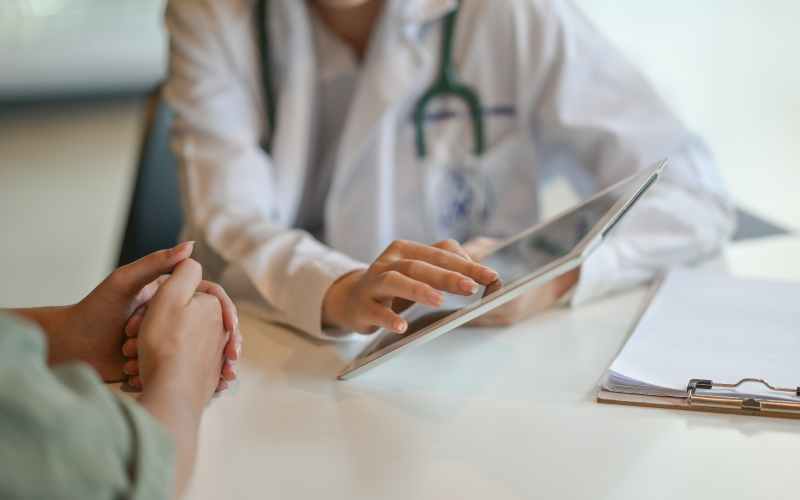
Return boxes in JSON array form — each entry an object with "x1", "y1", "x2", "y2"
[{"x1": 39, "y1": 241, "x2": 242, "y2": 392}]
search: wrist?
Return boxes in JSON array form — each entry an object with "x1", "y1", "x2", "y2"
[
  {"x1": 10, "y1": 305, "x2": 77, "y2": 364},
  {"x1": 140, "y1": 370, "x2": 206, "y2": 422},
  {"x1": 10, "y1": 305, "x2": 72, "y2": 334},
  {"x1": 138, "y1": 373, "x2": 203, "y2": 498}
]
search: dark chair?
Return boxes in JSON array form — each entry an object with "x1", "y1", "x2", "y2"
[{"x1": 117, "y1": 96, "x2": 183, "y2": 267}]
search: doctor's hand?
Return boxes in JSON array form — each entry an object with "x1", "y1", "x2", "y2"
[
  {"x1": 462, "y1": 237, "x2": 580, "y2": 326},
  {"x1": 321, "y1": 239, "x2": 499, "y2": 335}
]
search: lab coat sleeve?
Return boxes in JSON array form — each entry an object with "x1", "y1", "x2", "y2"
[
  {"x1": 518, "y1": 0, "x2": 736, "y2": 304},
  {"x1": 163, "y1": 0, "x2": 367, "y2": 339}
]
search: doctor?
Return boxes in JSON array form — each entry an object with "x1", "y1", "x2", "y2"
[{"x1": 163, "y1": 0, "x2": 734, "y2": 339}]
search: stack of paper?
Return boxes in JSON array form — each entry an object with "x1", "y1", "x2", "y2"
[{"x1": 601, "y1": 268, "x2": 800, "y2": 402}]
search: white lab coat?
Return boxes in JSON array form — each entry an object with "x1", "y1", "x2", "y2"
[{"x1": 163, "y1": 0, "x2": 735, "y2": 340}]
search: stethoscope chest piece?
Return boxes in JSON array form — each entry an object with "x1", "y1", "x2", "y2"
[{"x1": 421, "y1": 151, "x2": 488, "y2": 243}]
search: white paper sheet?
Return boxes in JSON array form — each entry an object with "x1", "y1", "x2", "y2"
[{"x1": 602, "y1": 268, "x2": 800, "y2": 400}]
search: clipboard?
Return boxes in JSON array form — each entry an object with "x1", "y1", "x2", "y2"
[
  {"x1": 598, "y1": 379, "x2": 800, "y2": 420},
  {"x1": 595, "y1": 271, "x2": 800, "y2": 420}
]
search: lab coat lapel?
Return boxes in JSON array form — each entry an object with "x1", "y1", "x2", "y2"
[
  {"x1": 268, "y1": 0, "x2": 316, "y2": 227},
  {"x1": 335, "y1": 0, "x2": 457, "y2": 174},
  {"x1": 327, "y1": 0, "x2": 457, "y2": 260}
]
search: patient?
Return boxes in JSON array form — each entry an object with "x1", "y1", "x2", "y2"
[{"x1": 0, "y1": 242, "x2": 242, "y2": 499}]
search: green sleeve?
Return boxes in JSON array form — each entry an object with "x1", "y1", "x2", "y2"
[{"x1": 0, "y1": 312, "x2": 176, "y2": 500}]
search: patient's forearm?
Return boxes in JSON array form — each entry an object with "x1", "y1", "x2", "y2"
[
  {"x1": 8, "y1": 306, "x2": 78, "y2": 365},
  {"x1": 138, "y1": 373, "x2": 203, "y2": 499}
]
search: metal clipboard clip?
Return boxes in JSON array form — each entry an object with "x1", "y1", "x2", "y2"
[{"x1": 686, "y1": 379, "x2": 800, "y2": 414}]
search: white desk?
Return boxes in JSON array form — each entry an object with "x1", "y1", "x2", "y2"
[{"x1": 188, "y1": 235, "x2": 800, "y2": 500}]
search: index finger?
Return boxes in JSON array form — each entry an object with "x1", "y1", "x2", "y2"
[
  {"x1": 392, "y1": 241, "x2": 497, "y2": 285},
  {"x1": 155, "y1": 258, "x2": 204, "y2": 305}
]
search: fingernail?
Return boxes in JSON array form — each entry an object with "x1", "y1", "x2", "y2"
[
  {"x1": 123, "y1": 362, "x2": 131, "y2": 375},
  {"x1": 169, "y1": 241, "x2": 194, "y2": 256},
  {"x1": 232, "y1": 363, "x2": 238, "y2": 377},
  {"x1": 481, "y1": 269, "x2": 498, "y2": 283},
  {"x1": 128, "y1": 377, "x2": 136, "y2": 387},
  {"x1": 394, "y1": 320, "x2": 407, "y2": 333},
  {"x1": 122, "y1": 343, "x2": 130, "y2": 357},
  {"x1": 234, "y1": 312, "x2": 239, "y2": 331},
  {"x1": 459, "y1": 279, "x2": 479, "y2": 294},
  {"x1": 236, "y1": 341, "x2": 242, "y2": 359},
  {"x1": 427, "y1": 290, "x2": 445, "y2": 306}
]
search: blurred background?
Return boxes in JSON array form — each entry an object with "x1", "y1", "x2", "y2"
[{"x1": 1, "y1": 0, "x2": 798, "y2": 308}]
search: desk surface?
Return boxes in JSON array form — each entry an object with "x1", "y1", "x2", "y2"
[{"x1": 187, "y1": 236, "x2": 800, "y2": 500}]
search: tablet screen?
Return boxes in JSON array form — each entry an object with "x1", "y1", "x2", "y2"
[{"x1": 363, "y1": 177, "x2": 637, "y2": 356}]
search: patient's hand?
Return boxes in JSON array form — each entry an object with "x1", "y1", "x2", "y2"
[
  {"x1": 462, "y1": 236, "x2": 580, "y2": 326},
  {"x1": 67, "y1": 241, "x2": 240, "y2": 382},
  {"x1": 122, "y1": 276, "x2": 241, "y2": 392},
  {"x1": 134, "y1": 257, "x2": 231, "y2": 496},
  {"x1": 15, "y1": 242, "x2": 241, "y2": 386}
]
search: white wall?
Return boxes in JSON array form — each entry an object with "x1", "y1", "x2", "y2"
[{"x1": 572, "y1": 0, "x2": 800, "y2": 231}]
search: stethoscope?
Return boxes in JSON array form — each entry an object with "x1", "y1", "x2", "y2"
[{"x1": 256, "y1": 0, "x2": 487, "y2": 243}]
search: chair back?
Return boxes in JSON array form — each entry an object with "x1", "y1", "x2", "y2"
[{"x1": 117, "y1": 98, "x2": 183, "y2": 267}]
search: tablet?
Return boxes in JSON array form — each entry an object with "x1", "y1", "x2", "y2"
[{"x1": 337, "y1": 159, "x2": 667, "y2": 380}]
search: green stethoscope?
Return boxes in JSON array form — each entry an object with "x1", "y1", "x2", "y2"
[{"x1": 256, "y1": 0, "x2": 487, "y2": 242}]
